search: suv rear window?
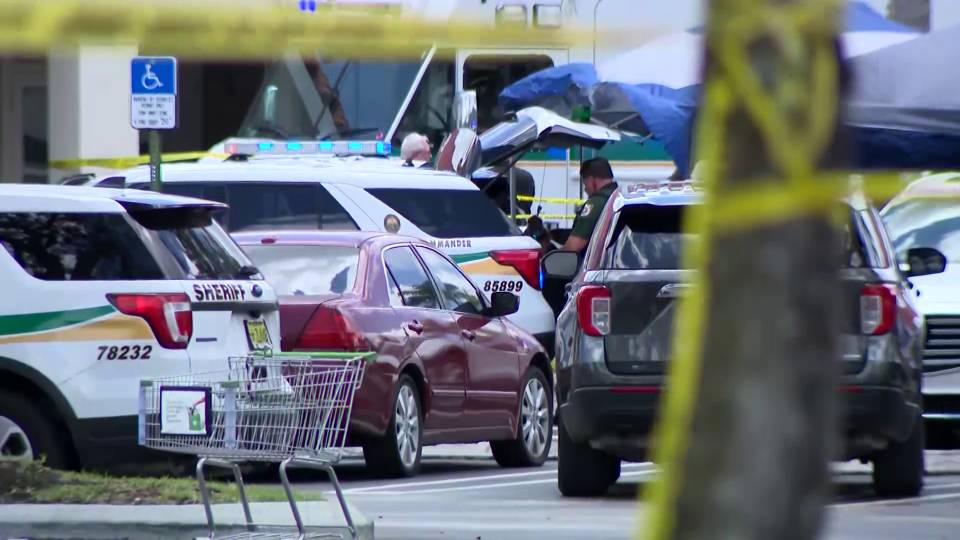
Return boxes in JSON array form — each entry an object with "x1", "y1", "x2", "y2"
[
  {"x1": 0, "y1": 213, "x2": 165, "y2": 281},
  {"x1": 601, "y1": 205, "x2": 692, "y2": 270},
  {"x1": 242, "y1": 245, "x2": 360, "y2": 295},
  {"x1": 126, "y1": 182, "x2": 358, "y2": 233},
  {"x1": 365, "y1": 188, "x2": 519, "y2": 238},
  {"x1": 600, "y1": 202, "x2": 880, "y2": 271},
  {"x1": 0, "y1": 208, "x2": 254, "y2": 281}
]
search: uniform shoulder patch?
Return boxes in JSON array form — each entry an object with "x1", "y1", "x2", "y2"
[{"x1": 580, "y1": 203, "x2": 593, "y2": 217}]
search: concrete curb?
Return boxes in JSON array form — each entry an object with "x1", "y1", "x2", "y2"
[{"x1": 0, "y1": 499, "x2": 374, "y2": 540}]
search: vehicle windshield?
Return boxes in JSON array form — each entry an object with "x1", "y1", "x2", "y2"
[
  {"x1": 241, "y1": 245, "x2": 360, "y2": 295},
  {"x1": 365, "y1": 187, "x2": 521, "y2": 238},
  {"x1": 882, "y1": 197, "x2": 960, "y2": 263},
  {"x1": 237, "y1": 54, "x2": 426, "y2": 142}
]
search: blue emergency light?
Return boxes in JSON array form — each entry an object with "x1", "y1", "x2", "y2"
[{"x1": 225, "y1": 140, "x2": 392, "y2": 158}]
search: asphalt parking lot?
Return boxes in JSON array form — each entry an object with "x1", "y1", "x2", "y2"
[{"x1": 260, "y1": 440, "x2": 960, "y2": 540}]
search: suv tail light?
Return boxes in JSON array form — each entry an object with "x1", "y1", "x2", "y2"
[
  {"x1": 576, "y1": 285, "x2": 611, "y2": 337},
  {"x1": 861, "y1": 284, "x2": 896, "y2": 335},
  {"x1": 490, "y1": 249, "x2": 542, "y2": 291},
  {"x1": 107, "y1": 293, "x2": 192, "y2": 349},
  {"x1": 295, "y1": 304, "x2": 371, "y2": 351}
]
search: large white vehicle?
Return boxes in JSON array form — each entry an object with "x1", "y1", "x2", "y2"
[
  {"x1": 82, "y1": 141, "x2": 561, "y2": 356},
  {"x1": 0, "y1": 185, "x2": 281, "y2": 471},
  {"x1": 206, "y1": 0, "x2": 677, "y2": 231},
  {"x1": 880, "y1": 172, "x2": 960, "y2": 449}
]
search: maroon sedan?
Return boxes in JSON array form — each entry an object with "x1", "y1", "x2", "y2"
[{"x1": 233, "y1": 231, "x2": 554, "y2": 477}]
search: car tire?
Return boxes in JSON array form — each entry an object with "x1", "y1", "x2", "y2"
[
  {"x1": 491, "y1": 367, "x2": 553, "y2": 468},
  {"x1": 872, "y1": 412, "x2": 924, "y2": 498},
  {"x1": 557, "y1": 415, "x2": 613, "y2": 497},
  {"x1": 0, "y1": 391, "x2": 74, "y2": 470},
  {"x1": 363, "y1": 376, "x2": 423, "y2": 479}
]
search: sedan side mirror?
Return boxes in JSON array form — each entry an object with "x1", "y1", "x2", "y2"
[
  {"x1": 542, "y1": 250, "x2": 581, "y2": 280},
  {"x1": 905, "y1": 247, "x2": 947, "y2": 277},
  {"x1": 489, "y1": 291, "x2": 520, "y2": 317}
]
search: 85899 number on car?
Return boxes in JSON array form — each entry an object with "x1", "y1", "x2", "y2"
[{"x1": 484, "y1": 280, "x2": 523, "y2": 293}]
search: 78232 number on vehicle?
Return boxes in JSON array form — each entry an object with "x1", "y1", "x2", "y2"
[
  {"x1": 483, "y1": 280, "x2": 523, "y2": 293},
  {"x1": 97, "y1": 345, "x2": 152, "y2": 360}
]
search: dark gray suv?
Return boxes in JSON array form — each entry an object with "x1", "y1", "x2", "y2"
[{"x1": 543, "y1": 180, "x2": 944, "y2": 499}]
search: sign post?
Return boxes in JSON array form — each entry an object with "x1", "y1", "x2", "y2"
[{"x1": 130, "y1": 56, "x2": 177, "y2": 192}]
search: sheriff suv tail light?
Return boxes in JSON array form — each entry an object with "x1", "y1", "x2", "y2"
[
  {"x1": 861, "y1": 284, "x2": 896, "y2": 335},
  {"x1": 490, "y1": 249, "x2": 542, "y2": 291},
  {"x1": 576, "y1": 285, "x2": 611, "y2": 337},
  {"x1": 295, "y1": 304, "x2": 371, "y2": 351},
  {"x1": 107, "y1": 293, "x2": 193, "y2": 349}
]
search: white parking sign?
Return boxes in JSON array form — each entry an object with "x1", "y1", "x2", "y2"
[{"x1": 130, "y1": 56, "x2": 177, "y2": 130}]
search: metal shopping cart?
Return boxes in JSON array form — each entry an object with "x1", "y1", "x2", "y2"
[{"x1": 138, "y1": 350, "x2": 372, "y2": 540}]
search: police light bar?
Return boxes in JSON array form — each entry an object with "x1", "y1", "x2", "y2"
[{"x1": 225, "y1": 140, "x2": 392, "y2": 157}]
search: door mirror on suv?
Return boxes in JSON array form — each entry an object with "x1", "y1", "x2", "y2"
[
  {"x1": 489, "y1": 291, "x2": 520, "y2": 317},
  {"x1": 904, "y1": 247, "x2": 947, "y2": 277},
  {"x1": 452, "y1": 90, "x2": 478, "y2": 132},
  {"x1": 542, "y1": 250, "x2": 581, "y2": 280}
]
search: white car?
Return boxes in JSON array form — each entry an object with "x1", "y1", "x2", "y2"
[
  {"x1": 0, "y1": 184, "x2": 280, "y2": 470},
  {"x1": 82, "y1": 142, "x2": 559, "y2": 356},
  {"x1": 881, "y1": 172, "x2": 960, "y2": 448}
]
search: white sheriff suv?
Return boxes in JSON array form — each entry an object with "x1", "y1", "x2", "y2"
[{"x1": 0, "y1": 184, "x2": 280, "y2": 470}]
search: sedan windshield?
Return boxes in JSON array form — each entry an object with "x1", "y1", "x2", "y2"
[{"x1": 881, "y1": 198, "x2": 960, "y2": 263}]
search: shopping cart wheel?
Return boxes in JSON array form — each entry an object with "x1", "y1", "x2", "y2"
[{"x1": 363, "y1": 375, "x2": 423, "y2": 478}]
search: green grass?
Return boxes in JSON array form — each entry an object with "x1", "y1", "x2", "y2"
[{"x1": 0, "y1": 460, "x2": 323, "y2": 505}]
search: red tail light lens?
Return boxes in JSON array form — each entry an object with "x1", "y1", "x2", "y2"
[
  {"x1": 107, "y1": 293, "x2": 193, "y2": 349},
  {"x1": 861, "y1": 284, "x2": 896, "y2": 335},
  {"x1": 490, "y1": 249, "x2": 542, "y2": 291},
  {"x1": 295, "y1": 304, "x2": 370, "y2": 351},
  {"x1": 576, "y1": 285, "x2": 611, "y2": 337}
]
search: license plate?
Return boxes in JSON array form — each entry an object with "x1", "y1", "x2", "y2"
[{"x1": 244, "y1": 320, "x2": 272, "y2": 351}]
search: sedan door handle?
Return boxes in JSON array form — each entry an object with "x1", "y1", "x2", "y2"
[
  {"x1": 407, "y1": 321, "x2": 424, "y2": 334},
  {"x1": 461, "y1": 329, "x2": 476, "y2": 340}
]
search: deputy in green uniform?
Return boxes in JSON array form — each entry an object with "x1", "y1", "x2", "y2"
[{"x1": 562, "y1": 157, "x2": 619, "y2": 253}]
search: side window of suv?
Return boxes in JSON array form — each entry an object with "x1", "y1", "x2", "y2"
[
  {"x1": 463, "y1": 54, "x2": 555, "y2": 132},
  {"x1": 0, "y1": 212, "x2": 164, "y2": 281},
  {"x1": 128, "y1": 182, "x2": 358, "y2": 233},
  {"x1": 383, "y1": 246, "x2": 441, "y2": 310}
]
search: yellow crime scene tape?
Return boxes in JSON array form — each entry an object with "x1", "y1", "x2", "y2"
[
  {"x1": 517, "y1": 195, "x2": 588, "y2": 205},
  {"x1": 49, "y1": 152, "x2": 226, "y2": 170},
  {"x1": 0, "y1": 0, "x2": 654, "y2": 60}
]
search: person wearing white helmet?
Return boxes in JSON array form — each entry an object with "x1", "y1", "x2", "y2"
[{"x1": 400, "y1": 133, "x2": 433, "y2": 167}]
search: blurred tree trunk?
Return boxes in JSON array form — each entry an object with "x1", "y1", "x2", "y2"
[{"x1": 665, "y1": 1, "x2": 851, "y2": 540}]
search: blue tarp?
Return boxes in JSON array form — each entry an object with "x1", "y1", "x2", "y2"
[{"x1": 498, "y1": 2, "x2": 932, "y2": 175}]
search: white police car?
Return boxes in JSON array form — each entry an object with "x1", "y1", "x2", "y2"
[
  {"x1": 82, "y1": 141, "x2": 558, "y2": 355},
  {"x1": 0, "y1": 184, "x2": 280, "y2": 470}
]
